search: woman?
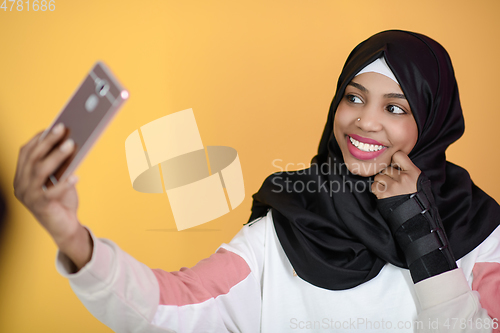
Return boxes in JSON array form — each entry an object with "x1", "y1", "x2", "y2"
[{"x1": 14, "y1": 30, "x2": 500, "y2": 332}]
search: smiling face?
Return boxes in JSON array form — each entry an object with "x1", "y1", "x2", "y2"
[{"x1": 333, "y1": 72, "x2": 418, "y2": 177}]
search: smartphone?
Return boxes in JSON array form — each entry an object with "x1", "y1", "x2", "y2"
[{"x1": 39, "y1": 61, "x2": 129, "y2": 190}]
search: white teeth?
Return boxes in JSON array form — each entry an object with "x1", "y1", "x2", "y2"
[{"x1": 349, "y1": 136, "x2": 385, "y2": 152}]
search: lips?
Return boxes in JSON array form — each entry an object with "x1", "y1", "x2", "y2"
[{"x1": 346, "y1": 134, "x2": 387, "y2": 160}]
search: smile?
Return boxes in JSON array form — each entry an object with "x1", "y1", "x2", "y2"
[
  {"x1": 349, "y1": 136, "x2": 386, "y2": 152},
  {"x1": 346, "y1": 135, "x2": 388, "y2": 160}
]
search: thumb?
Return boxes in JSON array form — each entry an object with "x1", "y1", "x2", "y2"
[{"x1": 43, "y1": 175, "x2": 79, "y2": 200}]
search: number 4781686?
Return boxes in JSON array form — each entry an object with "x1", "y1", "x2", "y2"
[{"x1": 1, "y1": 0, "x2": 55, "y2": 11}]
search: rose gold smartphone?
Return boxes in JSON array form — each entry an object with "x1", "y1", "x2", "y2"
[{"x1": 39, "y1": 61, "x2": 129, "y2": 190}]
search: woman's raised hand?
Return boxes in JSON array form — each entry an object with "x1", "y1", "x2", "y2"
[
  {"x1": 14, "y1": 124, "x2": 92, "y2": 271},
  {"x1": 371, "y1": 151, "x2": 421, "y2": 199}
]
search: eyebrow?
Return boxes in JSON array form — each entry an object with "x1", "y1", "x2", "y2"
[{"x1": 348, "y1": 81, "x2": 406, "y2": 100}]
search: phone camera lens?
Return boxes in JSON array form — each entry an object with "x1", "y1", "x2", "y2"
[{"x1": 95, "y1": 79, "x2": 110, "y2": 97}]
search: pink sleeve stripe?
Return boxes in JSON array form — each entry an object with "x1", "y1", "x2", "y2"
[
  {"x1": 151, "y1": 248, "x2": 251, "y2": 306},
  {"x1": 472, "y1": 262, "x2": 500, "y2": 327}
]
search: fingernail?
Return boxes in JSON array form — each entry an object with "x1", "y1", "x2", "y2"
[
  {"x1": 60, "y1": 139, "x2": 74, "y2": 152},
  {"x1": 52, "y1": 123, "x2": 64, "y2": 135},
  {"x1": 68, "y1": 175, "x2": 79, "y2": 185}
]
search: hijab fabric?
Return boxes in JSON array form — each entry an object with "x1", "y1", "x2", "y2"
[{"x1": 249, "y1": 30, "x2": 500, "y2": 290}]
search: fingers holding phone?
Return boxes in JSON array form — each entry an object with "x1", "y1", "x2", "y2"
[
  {"x1": 13, "y1": 62, "x2": 126, "y2": 270},
  {"x1": 14, "y1": 124, "x2": 81, "y2": 244}
]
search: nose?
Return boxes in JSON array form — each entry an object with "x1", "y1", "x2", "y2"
[{"x1": 356, "y1": 104, "x2": 383, "y2": 132}]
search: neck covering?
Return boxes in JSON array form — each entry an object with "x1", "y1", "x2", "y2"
[
  {"x1": 248, "y1": 30, "x2": 500, "y2": 290},
  {"x1": 356, "y1": 57, "x2": 399, "y2": 84}
]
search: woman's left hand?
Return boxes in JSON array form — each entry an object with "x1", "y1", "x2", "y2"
[{"x1": 371, "y1": 151, "x2": 421, "y2": 199}]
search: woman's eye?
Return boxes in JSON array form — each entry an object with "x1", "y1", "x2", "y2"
[
  {"x1": 387, "y1": 105, "x2": 406, "y2": 114},
  {"x1": 346, "y1": 95, "x2": 362, "y2": 104}
]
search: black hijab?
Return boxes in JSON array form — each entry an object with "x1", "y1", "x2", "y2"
[{"x1": 249, "y1": 30, "x2": 500, "y2": 290}]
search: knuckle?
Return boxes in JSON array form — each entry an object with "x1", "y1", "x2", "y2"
[
  {"x1": 16, "y1": 191, "x2": 27, "y2": 204},
  {"x1": 19, "y1": 146, "x2": 28, "y2": 158},
  {"x1": 40, "y1": 193, "x2": 49, "y2": 203},
  {"x1": 401, "y1": 174, "x2": 412, "y2": 182},
  {"x1": 13, "y1": 183, "x2": 25, "y2": 201},
  {"x1": 40, "y1": 188, "x2": 51, "y2": 200},
  {"x1": 33, "y1": 164, "x2": 48, "y2": 179},
  {"x1": 25, "y1": 148, "x2": 39, "y2": 164}
]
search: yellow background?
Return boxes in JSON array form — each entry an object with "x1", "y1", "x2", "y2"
[{"x1": 1, "y1": 0, "x2": 499, "y2": 332}]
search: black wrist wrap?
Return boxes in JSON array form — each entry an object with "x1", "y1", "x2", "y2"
[{"x1": 377, "y1": 174, "x2": 457, "y2": 283}]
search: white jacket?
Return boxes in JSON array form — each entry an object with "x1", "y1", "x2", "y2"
[{"x1": 57, "y1": 210, "x2": 500, "y2": 332}]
